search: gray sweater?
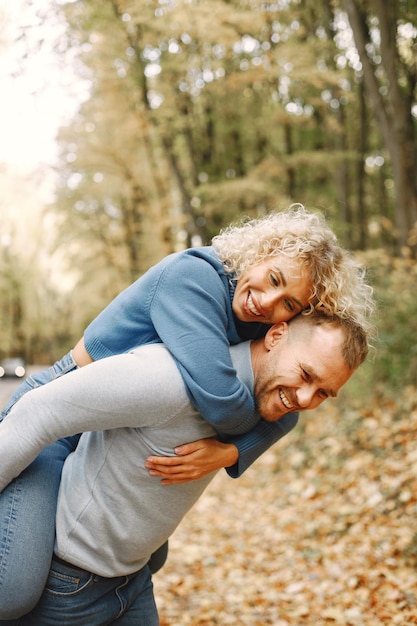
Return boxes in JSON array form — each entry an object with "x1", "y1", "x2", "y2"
[{"x1": 0, "y1": 342, "x2": 253, "y2": 576}]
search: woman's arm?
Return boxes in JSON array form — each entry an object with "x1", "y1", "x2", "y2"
[
  {"x1": 145, "y1": 439, "x2": 239, "y2": 484},
  {"x1": 222, "y1": 413, "x2": 299, "y2": 477},
  {"x1": 83, "y1": 251, "x2": 261, "y2": 436},
  {"x1": 149, "y1": 254, "x2": 261, "y2": 435}
]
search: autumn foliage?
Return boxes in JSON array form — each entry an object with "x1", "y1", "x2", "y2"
[{"x1": 155, "y1": 388, "x2": 417, "y2": 625}]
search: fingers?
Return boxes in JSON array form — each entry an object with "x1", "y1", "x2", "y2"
[
  {"x1": 147, "y1": 465, "x2": 201, "y2": 484},
  {"x1": 145, "y1": 455, "x2": 183, "y2": 467},
  {"x1": 145, "y1": 458, "x2": 194, "y2": 476},
  {"x1": 145, "y1": 455, "x2": 205, "y2": 483},
  {"x1": 144, "y1": 438, "x2": 222, "y2": 485},
  {"x1": 173, "y1": 440, "x2": 205, "y2": 455},
  {"x1": 146, "y1": 464, "x2": 189, "y2": 476}
]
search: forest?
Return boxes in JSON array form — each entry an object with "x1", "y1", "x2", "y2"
[
  {"x1": 0, "y1": 1, "x2": 416, "y2": 623},
  {"x1": 52, "y1": 0, "x2": 416, "y2": 259},
  {"x1": 0, "y1": 0, "x2": 415, "y2": 389}
]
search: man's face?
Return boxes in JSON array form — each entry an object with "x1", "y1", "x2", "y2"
[{"x1": 253, "y1": 322, "x2": 354, "y2": 422}]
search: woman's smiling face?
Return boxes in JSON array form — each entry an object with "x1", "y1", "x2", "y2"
[{"x1": 232, "y1": 254, "x2": 312, "y2": 323}]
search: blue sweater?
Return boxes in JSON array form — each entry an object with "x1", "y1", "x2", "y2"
[{"x1": 84, "y1": 247, "x2": 298, "y2": 476}]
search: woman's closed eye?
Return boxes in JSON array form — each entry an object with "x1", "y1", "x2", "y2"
[
  {"x1": 269, "y1": 272, "x2": 281, "y2": 287},
  {"x1": 284, "y1": 299, "x2": 296, "y2": 312}
]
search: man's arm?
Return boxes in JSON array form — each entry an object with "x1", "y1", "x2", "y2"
[{"x1": 0, "y1": 346, "x2": 187, "y2": 491}]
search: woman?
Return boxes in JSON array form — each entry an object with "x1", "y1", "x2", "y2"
[{"x1": 0, "y1": 205, "x2": 375, "y2": 619}]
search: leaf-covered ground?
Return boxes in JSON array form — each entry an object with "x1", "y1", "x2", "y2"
[{"x1": 154, "y1": 387, "x2": 417, "y2": 625}]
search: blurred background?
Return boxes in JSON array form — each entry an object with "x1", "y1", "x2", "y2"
[
  {"x1": 1, "y1": 3, "x2": 417, "y2": 624},
  {"x1": 0, "y1": 0, "x2": 416, "y2": 396}
]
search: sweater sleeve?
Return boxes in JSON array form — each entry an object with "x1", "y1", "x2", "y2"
[
  {"x1": 147, "y1": 255, "x2": 260, "y2": 436},
  {"x1": 0, "y1": 348, "x2": 191, "y2": 491},
  {"x1": 83, "y1": 252, "x2": 260, "y2": 436},
  {"x1": 221, "y1": 412, "x2": 299, "y2": 478}
]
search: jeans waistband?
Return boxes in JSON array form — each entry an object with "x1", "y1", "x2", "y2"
[
  {"x1": 52, "y1": 554, "x2": 97, "y2": 578},
  {"x1": 52, "y1": 555, "x2": 144, "y2": 582}
]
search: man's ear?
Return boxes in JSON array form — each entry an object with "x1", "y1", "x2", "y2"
[{"x1": 264, "y1": 322, "x2": 289, "y2": 350}]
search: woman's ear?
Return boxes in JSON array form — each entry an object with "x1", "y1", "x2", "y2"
[{"x1": 264, "y1": 322, "x2": 289, "y2": 350}]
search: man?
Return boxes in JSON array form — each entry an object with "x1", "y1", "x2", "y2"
[{"x1": 0, "y1": 313, "x2": 368, "y2": 625}]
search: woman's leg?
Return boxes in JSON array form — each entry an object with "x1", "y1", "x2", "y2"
[
  {"x1": 0, "y1": 352, "x2": 78, "y2": 419},
  {"x1": 0, "y1": 436, "x2": 80, "y2": 619},
  {"x1": 0, "y1": 353, "x2": 79, "y2": 619}
]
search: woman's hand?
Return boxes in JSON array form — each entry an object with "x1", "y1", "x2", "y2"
[{"x1": 145, "y1": 438, "x2": 239, "y2": 485}]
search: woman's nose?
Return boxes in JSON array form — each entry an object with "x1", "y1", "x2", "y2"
[{"x1": 262, "y1": 290, "x2": 283, "y2": 312}]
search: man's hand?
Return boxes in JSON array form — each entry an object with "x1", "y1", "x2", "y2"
[{"x1": 145, "y1": 438, "x2": 239, "y2": 485}]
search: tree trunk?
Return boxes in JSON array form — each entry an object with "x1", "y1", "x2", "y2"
[
  {"x1": 344, "y1": 0, "x2": 417, "y2": 251},
  {"x1": 335, "y1": 104, "x2": 353, "y2": 248},
  {"x1": 356, "y1": 78, "x2": 367, "y2": 250}
]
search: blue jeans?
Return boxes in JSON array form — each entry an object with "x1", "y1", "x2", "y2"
[
  {"x1": 16, "y1": 557, "x2": 159, "y2": 625},
  {"x1": 0, "y1": 353, "x2": 80, "y2": 620},
  {"x1": 0, "y1": 352, "x2": 78, "y2": 417}
]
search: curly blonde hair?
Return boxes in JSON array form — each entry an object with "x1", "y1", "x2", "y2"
[{"x1": 212, "y1": 204, "x2": 376, "y2": 340}]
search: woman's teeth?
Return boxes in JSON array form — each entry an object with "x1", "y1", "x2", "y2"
[{"x1": 247, "y1": 294, "x2": 260, "y2": 316}]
